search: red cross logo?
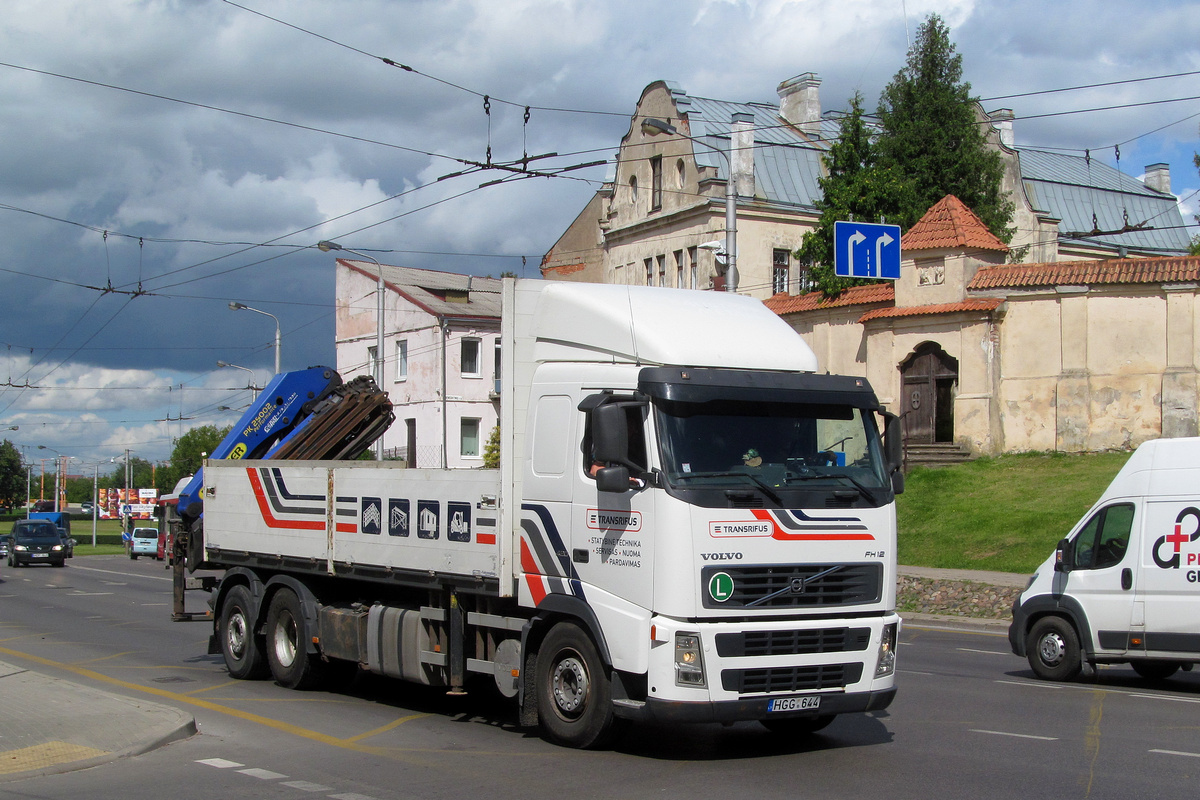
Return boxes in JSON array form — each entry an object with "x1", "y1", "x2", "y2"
[{"x1": 1167, "y1": 523, "x2": 1191, "y2": 553}]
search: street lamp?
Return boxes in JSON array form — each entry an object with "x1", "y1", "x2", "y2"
[
  {"x1": 36, "y1": 445, "x2": 67, "y2": 512},
  {"x1": 641, "y1": 114, "x2": 750, "y2": 293},
  {"x1": 229, "y1": 302, "x2": 281, "y2": 374},
  {"x1": 217, "y1": 361, "x2": 260, "y2": 400},
  {"x1": 318, "y1": 239, "x2": 386, "y2": 460}
]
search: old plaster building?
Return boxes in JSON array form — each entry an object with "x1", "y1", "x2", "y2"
[
  {"x1": 766, "y1": 195, "x2": 1200, "y2": 457},
  {"x1": 541, "y1": 73, "x2": 1190, "y2": 300},
  {"x1": 334, "y1": 259, "x2": 501, "y2": 468}
]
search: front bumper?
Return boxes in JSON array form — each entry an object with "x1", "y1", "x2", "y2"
[{"x1": 615, "y1": 685, "x2": 896, "y2": 724}]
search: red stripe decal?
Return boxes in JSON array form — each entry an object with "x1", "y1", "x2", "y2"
[
  {"x1": 752, "y1": 509, "x2": 875, "y2": 541},
  {"x1": 476, "y1": 532, "x2": 497, "y2": 545},
  {"x1": 246, "y1": 468, "x2": 325, "y2": 531},
  {"x1": 526, "y1": 574, "x2": 547, "y2": 606},
  {"x1": 519, "y1": 536, "x2": 539, "y2": 573}
]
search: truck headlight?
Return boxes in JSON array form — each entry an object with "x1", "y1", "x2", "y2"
[
  {"x1": 875, "y1": 622, "x2": 897, "y2": 677},
  {"x1": 675, "y1": 633, "x2": 706, "y2": 687}
]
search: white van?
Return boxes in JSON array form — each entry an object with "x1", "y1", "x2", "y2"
[{"x1": 1010, "y1": 437, "x2": 1200, "y2": 682}]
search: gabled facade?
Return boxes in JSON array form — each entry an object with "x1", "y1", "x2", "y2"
[
  {"x1": 542, "y1": 74, "x2": 1191, "y2": 299},
  {"x1": 334, "y1": 260, "x2": 501, "y2": 468},
  {"x1": 768, "y1": 195, "x2": 1200, "y2": 456}
]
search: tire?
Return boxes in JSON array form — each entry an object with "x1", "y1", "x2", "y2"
[
  {"x1": 264, "y1": 588, "x2": 323, "y2": 689},
  {"x1": 1131, "y1": 660, "x2": 1181, "y2": 682},
  {"x1": 761, "y1": 714, "x2": 837, "y2": 735},
  {"x1": 218, "y1": 585, "x2": 269, "y2": 680},
  {"x1": 1026, "y1": 616, "x2": 1082, "y2": 681},
  {"x1": 130, "y1": 552, "x2": 138, "y2": 560},
  {"x1": 535, "y1": 622, "x2": 618, "y2": 749}
]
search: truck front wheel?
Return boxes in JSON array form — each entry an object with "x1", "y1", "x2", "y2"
[
  {"x1": 265, "y1": 588, "x2": 323, "y2": 689},
  {"x1": 535, "y1": 622, "x2": 617, "y2": 749},
  {"x1": 219, "y1": 585, "x2": 268, "y2": 680},
  {"x1": 1026, "y1": 616, "x2": 1082, "y2": 681}
]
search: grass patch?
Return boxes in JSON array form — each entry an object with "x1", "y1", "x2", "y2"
[{"x1": 896, "y1": 450, "x2": 1132, "y2": 574}]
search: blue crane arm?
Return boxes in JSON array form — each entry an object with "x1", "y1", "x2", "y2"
[{"x1": 176, "y1": 366, "x2": 342, "y2": 516}]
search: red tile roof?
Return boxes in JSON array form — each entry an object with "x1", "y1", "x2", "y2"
[
  {"x1": 969, "y1": 255, "x2": 1200, "y2": 290},
  {"x1": 903, "y1": 195, "x2": 1008, "y2": 253},
  {"x1": 859, "y1": 297, "x2": 1004, "y2": 323},
  {"x1": 765, "y1": 283, "x2": 894, "y2": 315}
]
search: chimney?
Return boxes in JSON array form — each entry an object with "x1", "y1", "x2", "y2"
[
  {"x1": 777, "y1": 73, "x2": 821, "y2": 139},
  {"x1": 989, "y1": 108, "x2": 1015, "y2": 148},
  {"x1": 1144, "y1": 163, "x2": 1171, "y2": 194},
  {"x1": 730, "y1": 112, "x2": 755, "y2": 198}
]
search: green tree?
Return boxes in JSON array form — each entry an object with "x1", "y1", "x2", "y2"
[
  {"x1": 482, "y1": 425, "x2": 501, "y2": 469},
  {"x1": 875, "y1": 14, "x2": 1013, "y2": 240},
  {"x1": 100, "y1": 457, "x2": 156, "y2": 492},
  {"x1": 156, "y1": 425, "x2": 231, "y2": 494},
  {"x1": 796, "y1": 92, "x2": 913, "y2": 295},
  {"x1": 0, "y1": 439, "x2": 24, "y2": 510}
]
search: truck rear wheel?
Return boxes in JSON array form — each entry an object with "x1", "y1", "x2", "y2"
[
  {"x1": 265, "y1": 588, "x2": 323, "y2": 689},
  {"x1": 1026, "y1": 616, "x2": 1082, "y2": 681},
  {"x1": 535, "y1": 622, "x2": 617, "y2": 749},
  {"x1": 219, "y1": 585, "x2": 268, "y2": 680}
]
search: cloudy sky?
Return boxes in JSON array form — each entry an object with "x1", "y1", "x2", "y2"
[{"x1": 2, "y1": 0, "x2": 1198, "y2": 471}]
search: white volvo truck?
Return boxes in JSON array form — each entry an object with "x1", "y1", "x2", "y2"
[{"x1": 195, "y1": 279, "x2": 904, "y2": 748}]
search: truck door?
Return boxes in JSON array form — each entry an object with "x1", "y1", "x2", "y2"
[
  {"x1": 1138, "y1": 501, "x2": 1200, "y2": 655},
  {"x1": 1061, "y1": 502, "x2": 1137, "y2": 655}
]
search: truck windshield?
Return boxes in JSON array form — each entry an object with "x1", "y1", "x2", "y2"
[{"x1": 654, "y1": 397, "x2": 890, "y2": 505}]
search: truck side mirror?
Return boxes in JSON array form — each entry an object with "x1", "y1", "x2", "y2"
[
  {"x1": 595, "y1": 466, "x2": 632, "y2": 494},
  {"x1": 1054, "y1": 538, "x2": 1073, "y2": 573},
  {"x1": 592, "y1": 403, "x2": 629, "y2": 466},
  {"x1": 882, "y1": 410, "x2": 904, "y2": 480}
]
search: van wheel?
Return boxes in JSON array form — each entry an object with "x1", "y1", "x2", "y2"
[
  {"x1": 536, "y1": 622, "x2": 618, "y2": 749},
  {"x1": 265, "y1": 588, "x2": 323, "y2": 689},
  {"x1": 219, "y1": 585, "x2": 269, "y2": 680},
  {"x1": 1131, "y1": 660, "x2": 1181, "y2": 682},
  {"x1": 1027, "y1": 617, "x2": 1082, "y2": 681}
]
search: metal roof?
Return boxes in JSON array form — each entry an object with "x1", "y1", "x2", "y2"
[
  {"x1": 652, "y1": 85, "x2": 1190, "y2": 256},
  {"x1": 342, "y1": 260, "x2": 503, "y2": 319}
]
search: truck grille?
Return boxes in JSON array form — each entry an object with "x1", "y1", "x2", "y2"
[
  {"x1": 701, "y1": 563, "x2": 883, "y2": 609},
  {"x1": 715, "y1": 627, "x2": 871, "y2": 657},
  {"x1": 721, "y1": 663, "x2": 864, "y2": 694}
]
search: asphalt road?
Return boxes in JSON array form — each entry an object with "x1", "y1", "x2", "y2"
[{"x1": 3, "y1": 556, "x2": 1200, "y2": 800}]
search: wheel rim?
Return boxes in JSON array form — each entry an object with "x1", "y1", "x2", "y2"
[
  {"x1": 272, "y1": 611, "x2": 298, "y2": 668},
  {"x1": 1038, "y1": 632, "x2": 1066, "y2": 667},
  {"x1": 550, "y1": 649, "x2": 590, "y2": 719},
  {"x1": 226, "y1": 610, "x2": 249, "y2": 661}
]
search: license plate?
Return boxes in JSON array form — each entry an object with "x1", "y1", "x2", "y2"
[
  {"x1": 32, "y1": 553, "x2": 48, "y2": 558},
  {"x1": 768, "y1": 695, "x2": 821, "y2": 713}
]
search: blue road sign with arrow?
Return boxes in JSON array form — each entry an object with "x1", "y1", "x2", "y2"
[{"x1": 834, "y1": 220, "x2": 901, "y2": 279}]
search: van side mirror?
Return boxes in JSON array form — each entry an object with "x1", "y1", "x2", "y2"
[{"x1": 1054, "y1": 538, "x2": 1073, "y2": 573}]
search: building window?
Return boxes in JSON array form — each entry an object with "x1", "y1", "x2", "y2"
[
  {"x1": 688, "y1": 246, "x2": 698, "y2": 289},
  {"x1": 461, "y1": 338, "x2": 481, "y2": 377},
  {"x1": 650, "y1": 156, "x2": 663, "y2": 211},
  {"x1": 676, "y1": 159, "x2": 685, "y2": 189},
  {"x1": 657, "y1": 255, "x2": 666, "y2": 287},
  {"x1": 493, "y1": 340, "x2": 502, "y2": 394},
  {"x1": 629, "y1": 175, "x2": 638, "y2": 211},
  {"x1": 772, "y1": 249, "x2": 790, "y2": 295},
  {"x1": 461, "y1": 418, "x2": 481, "y2": 458},
  {"x1": 395, "y1": 340, "x2": 408, "y2": 381},
  {"x1": 674, "y1": 250, "x2": 684, "y2": 289},
  {"x1": 366, "y1": 345, "x2": 379, "y2": 381},
  {"x1": 644, "y1": 258, "x2": 654, "y2": 286}
]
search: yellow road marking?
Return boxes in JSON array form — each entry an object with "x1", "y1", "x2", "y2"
[
  {"x1": 345, "y1": 714, "x2": 429, "y2": 743},
  {"x1": 0, "y1": 645, "x2": 428, "y2": 757},
  {"x1": 0, "y1": 741, "x2": 109, "y2": 776}
]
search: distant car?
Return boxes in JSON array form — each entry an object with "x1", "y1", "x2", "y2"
[
  {"x1": 7, "y1": 520, "x2": 67, "y2": 567},
  {"x1": 57, "y1": 529, "x2": 75, "y2": 558},
  {"x1": 80, "y1": 501, "x2": 94, "y2": 516},
  {"x1": 130, "y1": 527, "x2": 159, "y2": 560},
  {"x1": 0, "y1": 536, "x2": 8, "y2": 560}
]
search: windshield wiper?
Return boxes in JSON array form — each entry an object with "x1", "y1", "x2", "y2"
[{"x1": 675, "y1": 471, "x2": 783, "y2": 505}]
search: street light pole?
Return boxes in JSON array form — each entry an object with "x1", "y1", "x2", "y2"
[
  {"x1": 229, "y1": 302, "x2": 281, "y2": 374},
  {"x1": 318, "y1": 240, "x2": 386, "y2": 461},
  {"x1": 217, "y1": 361, "x2": 261, "y2": 400},
  {"x1": 641, "y1": 114, "x2": 749, "y2": 293}
]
